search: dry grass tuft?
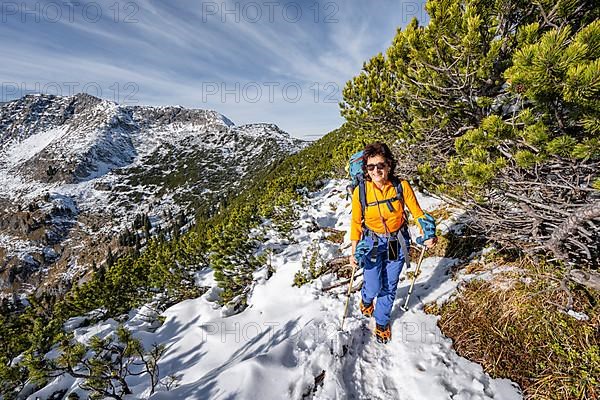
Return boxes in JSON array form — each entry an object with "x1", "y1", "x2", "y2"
[
  {"x1": 464, "y1": 262, "x2": 488, "y2": 274},
  {"x1": 323, "y1": 228, "x2": 345, "y2": 244},
  {"x1": 432, "y1": 259, "x2": 600, "y2": 399},
  {"x1": 429, "y1": 206, "x2": 453, "y2": 222}
]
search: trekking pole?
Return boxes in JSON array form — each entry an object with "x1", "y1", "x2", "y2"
[
  {"x1": 401, "y1": 245, "x2": 427, "y2": 312},
  {"x1": 340, "y1": 259, "x2": 359, "y2": 330}
]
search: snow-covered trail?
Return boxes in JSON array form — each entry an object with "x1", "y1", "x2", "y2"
[
  {"x1": 147, "y1": 180, "x2": 520, "y2": 400},
  {"x1": 332, "y1": 282, "x2": 517, "y2": 400},
  {"x1": 31, "y1": 180, "x2": 522, "y2": 399}
]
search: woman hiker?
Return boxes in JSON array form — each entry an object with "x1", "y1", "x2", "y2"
[{"x1": 349, "y1": 142, "x2": 438, "y2": 343}]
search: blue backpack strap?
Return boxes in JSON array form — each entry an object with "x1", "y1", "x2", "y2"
[
  {"x1": 362, "y1": 178, "x2": 405, "y2": 212},
  {"x1": 383, "y1": 178, "x2": 405, "y2": 212},
  {"x1": 358, "y1": 177, "x2": 367, "y2": 219},
  {"x1": 393, "y1": 177, "x2": 404, "y2": 202},
  {"x1": 358, "y1": 178, "x2": 376, "y2": 257},
  {"x1": 393, "y1": 177, "x2": 409, "y2": 231}
]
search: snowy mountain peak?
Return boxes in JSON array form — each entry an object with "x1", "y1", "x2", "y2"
[
  {"x1": 0, "y1": 94, "x2": 297, "y2": 185},
  {"x1": 0, "y1": 93, "x2": 308, "y2": 297}
]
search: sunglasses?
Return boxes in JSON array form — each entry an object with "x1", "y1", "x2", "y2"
[{"x1": 366, "y1": 162, "x2": 387, "y2": 171}]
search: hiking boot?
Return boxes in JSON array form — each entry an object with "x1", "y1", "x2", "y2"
[
  {"x1": 374, "y1": 324, "x2": 391, "y2": 344},
  {"x1": 359, "y1": 300, "x2": 374, "y2": 318}
]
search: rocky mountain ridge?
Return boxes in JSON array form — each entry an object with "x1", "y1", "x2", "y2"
[{"x1": 0, "y1": 93, "x2": 307, "y2": 297}]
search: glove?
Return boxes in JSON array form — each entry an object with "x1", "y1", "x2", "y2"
[
  {"x1": 416, "y1": 213, "x2": 436, "y2": 245},
  {"x1": 354, "y1": 237, "x2": 374, "y2": 263}
]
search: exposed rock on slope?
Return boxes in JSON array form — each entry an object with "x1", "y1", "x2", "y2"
[{"x1": 0, "y1": 93, "x2": 307, "y2": 297}]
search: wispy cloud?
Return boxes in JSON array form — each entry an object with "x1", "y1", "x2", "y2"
[{"x1": 0, "y1": 0, "x2": 428, "y2": 138}]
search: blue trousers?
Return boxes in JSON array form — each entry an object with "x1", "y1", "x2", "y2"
[{"x1": 361, "y1": 234, "x2": 409, "y2": 327}]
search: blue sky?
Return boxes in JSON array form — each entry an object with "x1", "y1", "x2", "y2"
[{"x1": 1, "y1": 0, "x2": 428, "y2": 139}]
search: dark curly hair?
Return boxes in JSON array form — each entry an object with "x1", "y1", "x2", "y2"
[{"x1": 362, "y1": 142, "x2": 397, "y2": 180}]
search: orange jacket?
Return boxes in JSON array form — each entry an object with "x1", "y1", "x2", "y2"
[{"x1": 350, "y1": 180, "x2": 425, "y2": 241}]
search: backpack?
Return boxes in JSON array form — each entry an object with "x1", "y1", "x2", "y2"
[{"x1": 346, "y1": 150, "x2": 405, "y2": 225}]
